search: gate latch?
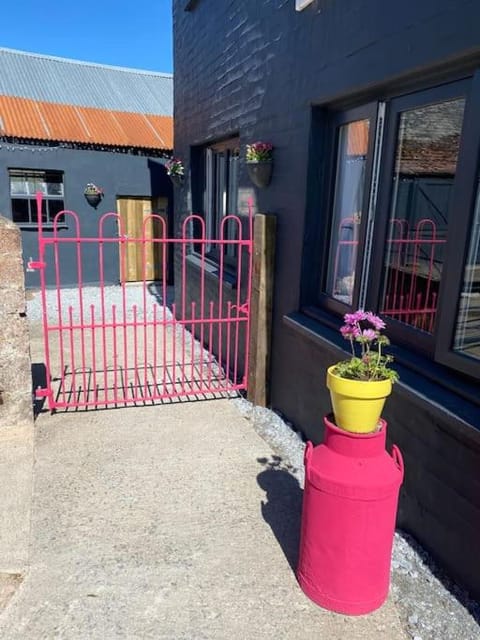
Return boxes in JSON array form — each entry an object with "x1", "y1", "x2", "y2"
[
  {"x1": 34, "y1": 388, "x2": 51, "y2": 399},
  {"x1": 27, "y1": 258, "x2": 46, "y2": 272}
]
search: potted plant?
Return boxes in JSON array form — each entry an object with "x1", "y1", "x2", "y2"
[
  {"x1": 165, "y1": 157, "x2": 185, "y2": 186},
  {"x1": 246, "y1": 141, "x2": 273, "y2": 187},
  {"x1": 84, "y1": 183, "x2": 103, "y2": 209},
  {"x1": 326, "y1": 310, "x2": 399, "y2": 433}
]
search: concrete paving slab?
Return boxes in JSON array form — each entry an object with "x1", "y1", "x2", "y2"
[
  {"x1": 0, "y1": 400, "x2": 408, "y2": 639},
  {"x1": 0, "y1": 422, "x2": 34, "y2": 571}
]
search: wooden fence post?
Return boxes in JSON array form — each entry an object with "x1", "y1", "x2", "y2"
[{"x1": 247, "y1": 214, "x2": 276, "y2": 407}]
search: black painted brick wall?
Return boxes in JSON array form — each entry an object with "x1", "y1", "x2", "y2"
[{"x1": 173, "y1": 0, "x2": 480, "y2": 598}]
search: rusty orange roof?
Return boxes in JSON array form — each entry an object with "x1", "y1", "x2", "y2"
[{"x1": 0, "y1": 95, "x2": 173, "y2": 150}]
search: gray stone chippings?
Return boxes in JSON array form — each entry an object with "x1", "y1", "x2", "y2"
[{"x1": 234, "y1": 397, "x2": 480, "y2": 640}]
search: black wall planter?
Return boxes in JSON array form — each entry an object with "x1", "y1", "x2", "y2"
[
  {"x1": 246, "y1": 161, "x2": 273, "y2": 188},
  {"x1": 169, "y1": 174, "x2": 184, "y2": 187},
  {"x1": 84, "y1": 193, "x2": 103, "y2": 209}
]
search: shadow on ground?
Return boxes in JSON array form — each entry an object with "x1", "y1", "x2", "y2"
[
  {"x1": 31, "y1": 363, "x2": 47, "y2": 418},
  {"x1": 257, "y1": 455, "x2": 303, "y2": 573}
]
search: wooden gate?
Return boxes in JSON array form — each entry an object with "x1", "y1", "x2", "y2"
[{"x1": 117, "y1": 197, "x2": 168, "y2": 282}]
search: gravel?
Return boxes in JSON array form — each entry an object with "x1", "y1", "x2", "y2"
[
  {"x1": 26, "y1": 283, "x2": 175, "y2": 323},
  {"x1": 27, "y1": 285, "x2": 480, "y2": 639}
]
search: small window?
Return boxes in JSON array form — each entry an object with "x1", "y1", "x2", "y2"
[
  {"x1": 9, "y1": 170, "x2": 65, "y2": 226},
  {"x1": 317, "y1": 104, "x2": 378, "y2": 313},
  {"x1": 325, "y1": 118, "x2": 371, "y2": 306},
  {"x1": 203, "y1": 138, "x2": 239, "y2": 259}
]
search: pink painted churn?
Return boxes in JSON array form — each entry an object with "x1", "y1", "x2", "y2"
[{"x1": 297, "y1": 415, "x2": 404, "y2": 615}]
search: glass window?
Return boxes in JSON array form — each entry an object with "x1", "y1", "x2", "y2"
[
  {"x1": 202, "y1": 138, "x2": 239, "y2": 259},
  {"x1": 453, "y1": 179, "x2": 480, "y2": 361},
  {"x1": 9, "y1": 170, "x2": 65, "y2": 225},
  {"x1": 380, "y1": 98, "x2": 465, "y2": 333},
  {"x1": 325, "y1": 119, "x2": 370, "y2": 305},
  {"x1": 305, "y1": 78, "x2": 480, "y2": 387}
]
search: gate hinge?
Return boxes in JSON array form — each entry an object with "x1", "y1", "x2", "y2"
[{"x1": 27, "y1": 259, "x2": 46, "y2": 271}]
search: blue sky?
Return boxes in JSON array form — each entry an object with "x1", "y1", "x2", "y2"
[{"x1": 2, "y1": 0, "x2": 173, "y2": 73}]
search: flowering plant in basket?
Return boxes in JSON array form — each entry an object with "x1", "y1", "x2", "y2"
[
  {"x1": 84, "y1": 183, "x2": 103, "y2": 196},
  {"x1": 246, "y1": 141, "x2": 273, "y2": 162},
  {"x1": 165, "y1": 157, "x2": 185, "y2": 177},
  {"x1": 333, "y1": 310, "x2": 399, "y2": 383}
]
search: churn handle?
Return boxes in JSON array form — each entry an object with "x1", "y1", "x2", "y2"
[
  {"x1": 304, "y1": 441, "x2": 313, "y2": 482},
  {"x1": 392, "y1": 445, "x2": 404, "y2": 480}
]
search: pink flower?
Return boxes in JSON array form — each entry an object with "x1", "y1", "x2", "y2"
[
  {"x1": 344, "y1": 310, "x2": 367, "y2": 325},
  {"x1": 361, "y1": 329, "x2": 377, "y2": 341},
  {"x1": 340, "y1": 325, "x2": 361, "y2": 339},
  {"x1": 365, "y1": 312, "x2": 385, "y2": 330}
]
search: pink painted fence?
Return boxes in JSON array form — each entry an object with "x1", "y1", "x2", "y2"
[{"x1": 30, "y1": 193, "x2": 253, "y2": 411}]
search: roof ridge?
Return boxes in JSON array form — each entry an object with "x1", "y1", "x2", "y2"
[{"x1": 0, "y1": 47, "x2": 173, "y2": 78}]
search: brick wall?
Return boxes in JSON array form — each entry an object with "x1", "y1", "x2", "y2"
[{"x1": 173, "y1": 0, "x2": 480, "y2": 599}]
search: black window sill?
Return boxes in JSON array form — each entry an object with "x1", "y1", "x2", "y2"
[
  {"x1": 185, "y1": 253, "x2": 237, "y2": 289},
  {"x1": 284, "y1": 310, "x2": 480, "y2": 429}
]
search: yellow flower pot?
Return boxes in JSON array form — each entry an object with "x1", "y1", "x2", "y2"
[{"x1": 326, "y1": 366, "x2": 392, "y2": 433}]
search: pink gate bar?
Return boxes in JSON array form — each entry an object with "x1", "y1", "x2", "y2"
[{"x1": 30, "y1": 192, "x2": 253, "y2": 411}]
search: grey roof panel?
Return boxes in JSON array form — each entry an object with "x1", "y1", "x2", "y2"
[{"x1": 0, "y1": 48, "x2": 173, "y2": 116}]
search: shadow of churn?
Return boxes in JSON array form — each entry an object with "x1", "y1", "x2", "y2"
[{"x1": 257, "y1": 455, "x2": 303, "y2": 573}]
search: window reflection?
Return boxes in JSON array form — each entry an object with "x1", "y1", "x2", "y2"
[
  {"x1": 325, "y1": 119, "x2": 369, "y2": 305},
  {"x1": 381, "y1": 98, "x2": 465, "y2": 333},
  {"x1": 453, "y1": 181, "x2": 480, "y2": 360}
]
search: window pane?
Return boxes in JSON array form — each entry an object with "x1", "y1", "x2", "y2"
[
  {"x1": 10, "y1": 176, "x2": 28, "y2": 196},
  {"x1": 201, "y1": 139, "x2": 239, "y2": 252},
  {"x1": 227, "y1": 150, "x2": 239, "y2": 215},
  {"x1": 225, "y1": 150, "x2": 239, "y2": 257},
  {"x1": 325, "y1": 119, "x2": 370, "y2": 305},
  {"x1": 26, "y1": 176, "x2": 46, "y2": 195},
  {"x1": 46, "y1": 180, "x2": 63, "y2": 196},
  {"x1": 215, "y1": 152, "x2": 226, "y2": 221},
  {"x1": 11, "y1": 199, "x2": 31, "y2": 223},
  {"x1": 453, "y1": 181, "x2": 480, "y2": 361},
  {"x1": 48, "y1": 199, "x2": 65, "y2": 223},
  {"x1": 381, "y1": 97, "x2": 465, "y2": 333}
]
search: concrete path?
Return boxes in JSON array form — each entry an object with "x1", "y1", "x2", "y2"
[{"x1": 0, "y1": 398, "x2": 408, "y2": 639}]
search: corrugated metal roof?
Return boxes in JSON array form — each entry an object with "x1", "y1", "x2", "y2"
[
  {"x1": 0, "y1": 95, "x2": 173, "y2": 150},
  {"x1": 0, "y1": 47, "x2": 172, "y2": 116}
]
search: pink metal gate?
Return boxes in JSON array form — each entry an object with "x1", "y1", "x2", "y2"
[{"x1": 29, "y1": 193, "x2": 253, "y2": 411}]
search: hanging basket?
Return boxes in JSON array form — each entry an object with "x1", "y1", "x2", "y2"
[
  {"x1": 326, "y1": 366, "x2": 392, "y2": 434},
  {"x1": 246, "y1": 161, "x2": 273, "y2": 188},
  {"x1": 84, "y1": 193, "x2": 103, "y2": 209}
]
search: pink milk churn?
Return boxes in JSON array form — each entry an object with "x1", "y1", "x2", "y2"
[{"x1": 297, "y1": 415, "x2": 404, "y2": 615}]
